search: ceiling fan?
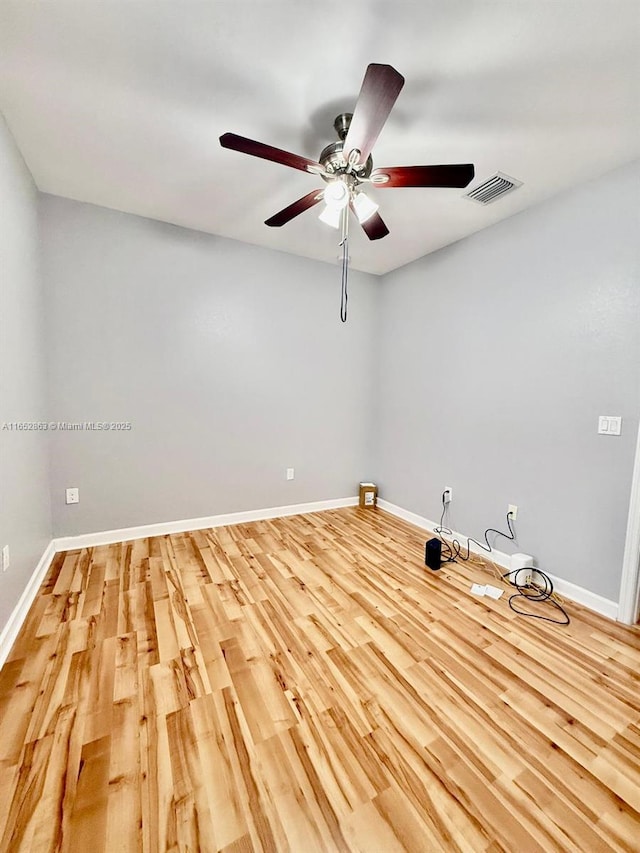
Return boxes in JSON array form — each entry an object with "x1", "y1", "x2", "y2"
[{"x1": 219, "y1": 63, "x2": 475, "y2": 241}]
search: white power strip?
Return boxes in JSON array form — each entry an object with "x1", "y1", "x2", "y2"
[{"x1": 510, "y1": 552, "x2": 534, "y2": 585}]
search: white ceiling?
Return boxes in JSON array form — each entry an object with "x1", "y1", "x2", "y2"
[{"x1": 1, "y1": 1, "x2": 638, "y2": 275}]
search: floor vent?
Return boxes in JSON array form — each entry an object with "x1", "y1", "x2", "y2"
[{"x1": 464, "y1": 172, "x2": 522, "y2": 205}]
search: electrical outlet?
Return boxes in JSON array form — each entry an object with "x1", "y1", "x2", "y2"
[
  {"x1": 2, "y1": 545, "x2": 9, "y2": 572},
  {"x1": 508, "y1": 504, "x2": 518, "y2": 520},
  {"x1": 66, "y1": 487, "x2": 79, "y2": 505},
  {"x1": 443, "y1": 487, "x2": 453, "y2": 504},
  {"x1": 286, "y1": 468, "x2": 294, "y2": 481}
]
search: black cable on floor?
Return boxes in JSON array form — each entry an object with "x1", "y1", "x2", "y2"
[{"x1": 501, "y1": 568, "x2": 570, "y2": 625}]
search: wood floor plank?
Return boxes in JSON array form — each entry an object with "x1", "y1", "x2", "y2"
[
  {"x1": 166, "y1": 705, "x2": 214, "y2": 852},
  {"x1": 190, "y1": 694, "x2": 249, "y2": 850},
  {"x1": 0, "y1": 506, "x2": 638, "y2": 851},
  {"x1": 66, "y1": 734, "x2": 110, "y2": 853}
]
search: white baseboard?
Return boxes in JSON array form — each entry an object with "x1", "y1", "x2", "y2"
[
  {"x1": 0, "y1": 540, "x2": 56, "y2": 669},
  {"x1": 378, "y1": 499, "x2": 618, "y2": 621},
  {"x1": 53, "y1": 496, "x2": 359, "y2": 551},
  {"x1": 538, "y1": 573, "x2": 618, "y2": 621}
]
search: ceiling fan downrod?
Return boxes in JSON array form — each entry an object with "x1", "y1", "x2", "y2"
[{"x1": 333, "y1": 112, "x2": 352, "y2": 141}]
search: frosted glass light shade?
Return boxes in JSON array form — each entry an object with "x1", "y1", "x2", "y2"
[
  {"x1": 323, "y1": 180, "x2": 349, "y2": 210},
  {"x1": 319, "y1": 205, "x2": 341, "y2": 228},
  {"x1": 352, "y1": 191, "x2": 379, "y2": 223}
]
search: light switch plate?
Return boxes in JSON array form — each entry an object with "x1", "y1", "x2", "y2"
[{"x1": 598, "y1": 416, "x2": 622, "y2": 436}]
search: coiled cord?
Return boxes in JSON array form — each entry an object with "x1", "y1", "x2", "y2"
[{"x1": 501, "y1": 568, "x2": 570, "y2": 625}]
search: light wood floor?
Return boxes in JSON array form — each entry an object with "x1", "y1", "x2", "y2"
[{"x1": 0, "y1": 507, "x2": 639, "y2": 852}]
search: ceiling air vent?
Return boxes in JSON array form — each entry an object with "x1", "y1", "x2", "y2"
[{"x1": 464, "y1": 172, "x2": 522, "y2": 205}]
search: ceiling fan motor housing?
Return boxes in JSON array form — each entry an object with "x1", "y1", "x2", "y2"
[{"x1": 319, "y1": 114, "x2": 374, "y2": 183}]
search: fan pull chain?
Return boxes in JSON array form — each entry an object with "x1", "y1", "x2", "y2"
[{"x1": 340, "y1": 207, "x2": 349, "y2": 323}]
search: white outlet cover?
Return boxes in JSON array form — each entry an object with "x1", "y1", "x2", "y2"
[
  {"x1": 66, "y1": 487, "x2": 80, "y2": 504},
  {"x1": 286, "y1": 468, "x2": 294, "y2": 480}
]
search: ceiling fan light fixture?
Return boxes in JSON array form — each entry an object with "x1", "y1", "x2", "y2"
[
  {"x1": 318, "y1": 204, "x2": 342, "y2": 228},
  {"x1": 323, "y1": 179, "x2": 349, "y2": 210},
  {"x1": 353, "y1": 191, "x2": 379, "y2": 223}
]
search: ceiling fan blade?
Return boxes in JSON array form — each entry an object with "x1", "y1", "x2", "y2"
[
  {"x1": 350, "y1": 205, "x2": 389, "y2": 240},
  {"x1": 371, "y1": 164, "x2": 475, "y2": 188},
  {"x1": 220, "y1": 132, "x2": 323, "y2": 174},
  {"x1": 265, "y1": 189, "x2": 324, "y2": 227},
  {"x1": 344, "y1": 64, "x2": 405, "y2": 166}
]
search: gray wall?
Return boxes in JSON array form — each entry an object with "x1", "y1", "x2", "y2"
[
  {"x1": 13, "y1": 159, "x2": 640, "y2": 612},
  {"x1": 0, "y1": 114, "x2": 52, "y2": 627},
  {"x1": 375, "y1": 161, "x2": 640, "y2": 601},
  {"x1": 40, "y1": 196, "x2": 378, "y2": 537}
]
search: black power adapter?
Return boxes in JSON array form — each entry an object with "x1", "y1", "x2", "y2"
[{"x1": 425, "y1": 537, "x2": 442, "y2": 570}]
